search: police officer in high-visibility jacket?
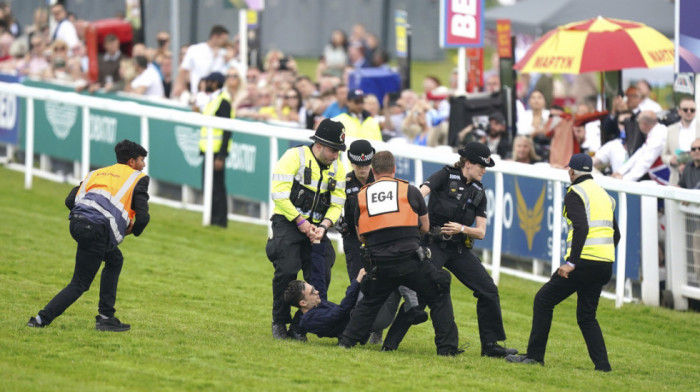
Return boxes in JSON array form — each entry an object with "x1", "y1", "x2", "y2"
[
  {"x1": 267, "y1": 118, "x2": 347, "y2": 341},
  {"x1": 333, "y1": 89, "x2": 382, "y2": 141},
  {"x1": 199, "y1": 70, "x2": 237, "y2": 227},
  {"x1": 507, "y1": 153, "x2": 620, "y2": 372},
  {"x1": 28, "y1": 140, "x2": 150, "y2": 332},
  {"x1": 337, "y1": 151, "x2": 461, "y2": 356}
]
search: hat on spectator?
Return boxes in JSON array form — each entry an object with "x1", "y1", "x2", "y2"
[
  {"x1": 205, "y1": 72, "x2": 225, "y2": 85},
  {"x1": 458, "y1": 142, "x2": 495, "y2": 167},
  {"x1": 347, "y1": 89, "x2": 365, "y2": 101},
  {"x1": 488, "y1": 111, "x2": 506, "y2": 125},
  {"x1": 566, "y1": 153, "x2": 593, "y2": 172},
  {"x1": 347, "y1": 140, "x2": 375, "y2": 166},
  {"x1": 311, "y1": 118, "x2": 347, "y2": 151},
  {"x1": 426, "y1": 86, "x2": 449, "y2": 101}
]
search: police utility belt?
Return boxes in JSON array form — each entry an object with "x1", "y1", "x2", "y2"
[
  {"x1": 426, "y1": 227, "x2": 473, "y2": 253},
  {"x1": 360, "y1": 244, "x2": 432, "y2": 280}
]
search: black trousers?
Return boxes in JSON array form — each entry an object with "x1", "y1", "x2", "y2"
[
  {"x1": 431, "y1": 243, "x2": 506, "y2": 344},
  {"x1": 339, "y1": 257, "x2": 459, "y2": 355},
  {"x1": 526, "y1": 260, "x2": 613, "y2": 370},
  {"x1": 38, "y1": 218, "x2": 124, "y2": 325},
  {"x1": 202, "y1": 161, "x2": 228, "y2": 228},
  {"x1": 266, "y1": 215, "x2": 335, "y2": 325},
  {"x1": 343, "y1": 235, "x2": 363, "y2": 283}
]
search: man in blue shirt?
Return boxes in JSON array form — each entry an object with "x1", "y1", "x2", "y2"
[
  {"x1": 321, "y1": 84, "x2": 349, "y2": 119},
  {"x1": 284, "y1": 242, "x2": 366, "y2": 339}
]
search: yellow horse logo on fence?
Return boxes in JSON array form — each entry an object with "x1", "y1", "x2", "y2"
[{"x1": 515, "y1": 180, "x2": 546, "y2": 251}]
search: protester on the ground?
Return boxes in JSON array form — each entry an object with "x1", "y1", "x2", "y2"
[
  {"x1": 27, "y1": 140, "x2": 150, "y2": 332},
  {"x1": 662, "y1": 96, "x2": 700, "y2": 186},
  {"x1": 506, "y1": 154, "x2": 619, "y2": 371}
]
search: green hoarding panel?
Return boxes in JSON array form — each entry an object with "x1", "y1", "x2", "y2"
[
  {"x1": 148, "y1": 119, "x2": 202, "y2": 188},
  {"x1": 225, "y1": 132, "x2": 270, "y2": 202}
]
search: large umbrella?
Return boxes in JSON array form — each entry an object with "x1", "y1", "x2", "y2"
[{"x1": 514, "y1": 16, "x2": 674, "y2": 74}]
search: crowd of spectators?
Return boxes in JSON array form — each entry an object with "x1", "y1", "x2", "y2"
[{"x1": 2, "y1": 3, "x2": 698, "y2": 188}]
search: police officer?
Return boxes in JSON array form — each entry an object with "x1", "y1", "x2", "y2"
[
  {"x1": 267, "y1": 118, "x2": 347, "y2": 341},
  {"x1": 199, "y1": 70, "x2": 238, "y2": 228},
  {"x1": 342, "y1": 140, "x2": 426, "y2": 345},
  {"x1": 382, "y1": 142, "x2": 518, "y2": 357},
  {"x1": 333, "y1": 89, "x2": 382, "y2": 141},
  {"x1": 337, "y1": 151, "x2": 460, "y2": 356},
  {"x1": 28, "y1": 140, "x2": 150, "y2": 331},
  {"x1": 506, "y1": 154, "x2": 619, "y2": 371}
]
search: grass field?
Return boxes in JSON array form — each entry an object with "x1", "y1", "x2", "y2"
[{"x1": 1, "y1": 166, "x2": 699, "y2": 391}]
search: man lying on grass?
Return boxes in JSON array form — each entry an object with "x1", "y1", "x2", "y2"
[{"x1": 283, "y1": 241, "x2": 366, "y2": 340}]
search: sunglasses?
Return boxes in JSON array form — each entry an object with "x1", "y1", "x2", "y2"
[
  {"x1": 691, "y1": 147, "x2": 700, "y2": 151},
  {"x1": 681, "y1": 107, "x2": 696, "y2": 113},
  {"x1": 226, "y1": 74, "x2": 239, "y2": 79},
  {"x1": 285, "y1": 95, "x2": 298, "y2": 99}
]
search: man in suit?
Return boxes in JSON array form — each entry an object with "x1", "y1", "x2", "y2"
[{"x1": 661, "y1": 96, "x2": 700, "y2": 186}]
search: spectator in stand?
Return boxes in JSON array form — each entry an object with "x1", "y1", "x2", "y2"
[
  {"x1": 80, "y1": 34, "x2": 123, "y2": 94},
  {"x1": 172, "y1": 25, "x2": 228, "y2": 98},
  {"x1": 42, "y1": 39, "x2": 70, "y2": 81},
  {"x1": 423, "y1": 75, "x2": 441, "y2": 96},
  {"x1": 662, "y1": 96, "x2": 700, "y2": 186},
  {"x1": 636, "y1": 79, "x2": 662, "y2": 113},
  {"x1": 613, "y1": 111, "x2": 668, "y2": 181},
  {"x1": 594, "y1": 111, "x2": 631, "y2": 175},
  {"x1": 349, "y1": 24, "x2": 367, "y2": 48},
  {"x1": 364, "y1": 33, "x2": 379, "y2": 66},
  {"x1": 128, "y1": 55, "x2": 165, "y2": 98},
  {"x1": 49, "y1": 3, "x2": 79, "y2": 54},
  {"x1": 678, "y1": 138, "x2": 700, "y2": 190},
  {"x1": 485, "y1": 73, "x2": 501, "y2": 94},
  {"x1": 511, "y1": 136, "x2": 541, "y2": 164},
  {"x1": 0, "y1": 29, "x2": 12, "y2": 62},
  {"x1": 347, "y1": 41, "x2": 369, "y2": 69},
  {"x1": 364, "y1": 94, "x2": 382, "y2": 125},
  {"x1": 322, "y1": 83, "x2": 348, "y2": 119},
  {"x1": 154, "y1": 31, "x2": 171, "y2": 58},
  {"x1": 401, "y1": 99, "x2": 433, "y2": 146},
  {"x1": 333, "y1": 89, "x2": 381, "y2": 141},
  {"x1": 620, "y1": 86, "x2": 645, "y2": 157},
  {"x1": 278, "y1": 86, "x2": 303, "y2": 126},
  {"x1": 323, "y1": 29, "x2": 348, "y2": 78},
  {"x1": 0, "y1": 2, "x2": 20, "y2": 37},
  {"x1": 485, "y1": 112, "x2": 511, "y2": 159},
  {"x1": 0, "y1": 38, "x2": 26, "y2": 73},
  {"x1": 154, "y1": 52, "x2": 173, "y2": 97},
  {"x1": 19, "y1": 33, "x2": 50, "y2": 77},
  {"x1": 26, "y1": 7, "x2": 49, "y2": 46},
  {"x1": 518, "y1": 89, "x2": 550, "y2": 159}
]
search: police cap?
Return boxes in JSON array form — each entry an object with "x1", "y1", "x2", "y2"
[
  {"x1": 458, "y1": 142, "x2": 495, "y2": 167},
  {"x1": 347, "y1": 140, "x2": 375, "y2": 166},
  {"x1": 310, "y1": 118, "x2": 347, "y2": 151}
]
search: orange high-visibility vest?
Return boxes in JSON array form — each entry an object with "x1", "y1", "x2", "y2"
[
  {"x1": 358, "y1": 178, "x2": 417, "y2": 236},
  {"x1": 75, "y1": 163, "x2": 146, "y2": 244}
]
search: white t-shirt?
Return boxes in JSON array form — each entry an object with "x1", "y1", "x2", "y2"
[
  {"x1": 581, "y1": 120, "x2": 601, "y2": 152},
  {"x1": 51, "y1": 19, "x2": 79, "y2": 54},
  {"x1": 131, "y1": 65, "x2": 165, "y2": 98},
  {"x1": 594, "y1": 138, "x2": 627, "y2": 173},
  {"x1": 516, "y1": 109, "x2": 549, "y2": 136},
  {"x1": 619, "y1": 122, "x2": 668, "y2": 181},
  {"x1": 180, "y1": 42, "x2": 227, "y2": 95},
  {"x1": 638, "y1": 97, "x2": 663, "y2": 113}
]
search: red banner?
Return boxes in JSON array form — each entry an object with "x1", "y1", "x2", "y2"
[
  {"x1": 439, "y1": 0, "x2": 484, "y2": 48},
  {"x1": 496, "y1": 19, "x2": 512, "y2": 58}
]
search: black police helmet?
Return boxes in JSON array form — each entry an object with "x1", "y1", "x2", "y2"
[
  {"x1": 310, "y1": 118, "x2": 347, "y2": 151},
  {"x1": 458, "y1": 142, "x2": 495, "y2": 167},
  {"x1": 347, "y1": 140, "x2": 375, "y2": 166}
]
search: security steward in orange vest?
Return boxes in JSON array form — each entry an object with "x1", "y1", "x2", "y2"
[
  {"x1": 267, "y1": 118, "x2": 347, "y2": 341},
  {"x1": 507, "y1": 154, "x2": 620, "y2": 371},
  {"x1": 28, "y1": 140, "x2": 150, "y2": 332},
  {"x1": 337, "y1": 151, "x2": 461, "y2": 356},
  {"x1": 199, "y1": 71, "x2": 234, "y2": 228}
]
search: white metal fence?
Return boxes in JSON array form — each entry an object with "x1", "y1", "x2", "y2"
[{"x1": 3, "y1": 82, "x2": 700, "y2": 310}]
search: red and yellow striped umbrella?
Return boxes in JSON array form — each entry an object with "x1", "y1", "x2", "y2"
[{"x1": 514, "y1": 16, "x2": 674, "y2": 74}]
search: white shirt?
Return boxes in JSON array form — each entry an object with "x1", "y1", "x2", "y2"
[
  {"x1": 678, "y1": 119, "x2": 697, "y2": 152},
  {"x1": 516, "y1": 109, "x2": 549, "y2": 136},
  {"x1": 581, "y1": 120, "x2": 601, "y2": 152},
  {"x1": 638, "y1": 97, "x2": 663, "y2": 113},
  {"x1": 180, "y1": 42, "x2": 227, "y2": 95},
  {"x1": 594, "y1": 138, "x2": 627, "y2": 173},
  {"x1": 131, "y1": 66, "x2": 165, "y2": 97},
  {"x1": 51, "y1": 19, "x2": 79, "y2": 52},
  {"x1": 618, "y1": 122, "x2": 668, "y2": 181}
]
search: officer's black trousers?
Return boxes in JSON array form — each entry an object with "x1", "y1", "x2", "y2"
[
  {"x1": 39, "y1": 218, "x2": 124, "y2": 325},
  {"x1": 430, "y1": 244, "x2": 506, "y2": 344},
  {"x1": 203, "y1": 163, "x2": 228, "y2": 228},
  {"x1": 266, "y1": 215, "x2": 335, "y2": 325},
  {"x1": 526, "y1": 260, "x2": 612, "y2": 370},
  {"x1": 339, "y1": 258, "x2": 459, "y2": 355}
]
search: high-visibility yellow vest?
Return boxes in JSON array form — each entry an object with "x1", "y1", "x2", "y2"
[
  {"x1": 200, "y1": 89, "x2": 235, "y2": 153},
  {"x1": 75, "y1": 164, "x2": 146, "y2": 244},
  {"x1": 271, "y1": 145, "x2": 346, "y2": 224},
  {"x1": 333, "y1": 112, "x2": 381, "y2": 141},
  {"x1": 564, "y1": 178, "x2": 616, "y2": 262}
]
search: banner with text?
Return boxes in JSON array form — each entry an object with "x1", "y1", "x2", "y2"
[{"x1": 439, "y1": 0, "x2": 484, "y2": 48}]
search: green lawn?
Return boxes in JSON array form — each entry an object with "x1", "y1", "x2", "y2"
[{"x1": 1, "y1": 167, "x2": 699, "y2": 391}]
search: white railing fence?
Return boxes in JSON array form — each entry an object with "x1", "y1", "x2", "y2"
[{"x1": 3, "y1": 82, "x2": 700, "y2": 310}]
